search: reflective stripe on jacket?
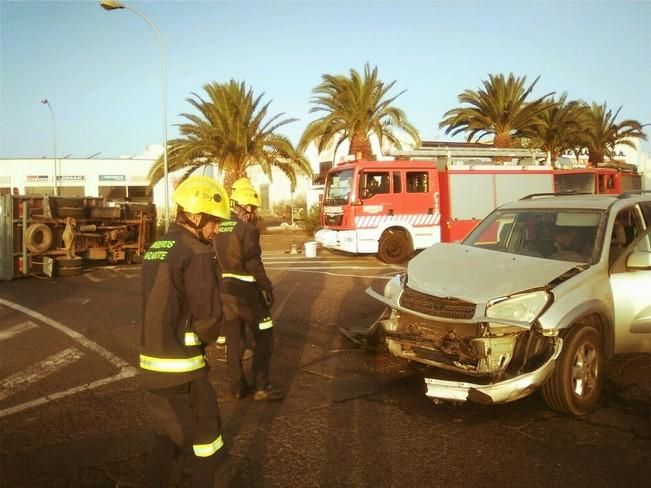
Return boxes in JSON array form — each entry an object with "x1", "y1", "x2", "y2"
[
  {"x1": 184, "y1": 332, "x2": 202, "y2": 346},
  {"x1": 193, "y1": 434, "x2": 224, "y2": 457},
  {"x1": 222, "y1": 272, "x2": 256, "y2": 282},
  {"x1": 140, "y1": 354, "x2": 206, "y2": 373},
  {"x1": 259, "y1": 316, "x2": 273, "y2": 330}
]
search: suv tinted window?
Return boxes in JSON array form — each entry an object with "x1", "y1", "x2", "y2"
[{"x1": 465, "y1": 209, "x2": 603, "y2": 263}]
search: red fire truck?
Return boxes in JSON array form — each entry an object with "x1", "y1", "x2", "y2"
[{"x1": 315, "y1": 148, "x2": 641, "y2": 264}]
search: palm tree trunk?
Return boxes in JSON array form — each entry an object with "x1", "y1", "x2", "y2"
[
  {"x1": 493, "y1": 133, "x2": 512, "y2": 163},
  {"x1": 349, "y1": 133, "x2": 374, "y2": 160},
  {"x1": 223, "y1": 171, "x2": 243, "y2": 192},
  {"x1": 588, "y1": 148, "x2": 603, "y2": 166}
]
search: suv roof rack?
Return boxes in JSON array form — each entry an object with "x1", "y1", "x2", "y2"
[
  {"x1": 618, "y1": 190, "x2": 651, "y2": 199},
  {"x1": 520, "y1": 191, "x2": 593, "y2": 200}
]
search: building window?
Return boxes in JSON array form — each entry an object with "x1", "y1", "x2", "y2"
[
  {"x1": 99, "y1": 186, "x2": 127, "y2": 201},
  {"x1": 25, "y1": 186, "x2": 55, "y2": 196},
  {"x1": 127, "y1": 186, "x2": 152, "y2": 202}
]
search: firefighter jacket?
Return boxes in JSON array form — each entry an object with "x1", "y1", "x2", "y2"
[
  {"x1": 213, "y1": 218, "x2": 273, "y2": 293},
  {"x1": 213, "y1": 218, "x2": 272, "y2": 327},
  {"x1": 140, "y1": 223, "x2": 223, "y2": 390}
]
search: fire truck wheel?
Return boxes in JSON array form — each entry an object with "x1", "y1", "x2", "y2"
[
  {"x1": 378, "y1": 229, "x2": 411, "y2": 264},
  {"x1": 25, "y1": 223, "x2": 54, "y2": 254}
]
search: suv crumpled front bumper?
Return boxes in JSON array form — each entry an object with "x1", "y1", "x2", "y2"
[
  {"x1": 424, "y1": 337, "x2": 562, "y2": 404},
  {"x1": 362, "y1": 287, "x2": 563, "y2": 405}
]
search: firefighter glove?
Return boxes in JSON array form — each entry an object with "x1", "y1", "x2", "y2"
[{"x1": 263, "y1": 290, "x2": 275, "y2": 307}]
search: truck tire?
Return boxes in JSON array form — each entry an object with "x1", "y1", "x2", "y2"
[
  {"x1": 56, "y1": 257, "x2": 83, "y2": 268},
  {"x1": 56, "y1": 256, "x2": 83, "y2": 277},
  {"x1": 25, "y1": 223, "x2": 54, "y2": 254},
  {"x1": 541, "y1": 325, "x2": 604, "y2": 416},
  {"x1": 378, "y1": 229, "x2": 411, "y2": 264}
]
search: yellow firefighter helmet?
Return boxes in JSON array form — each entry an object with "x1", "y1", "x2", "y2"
[
  {"x1": 231, "y1": 186, "x2": 261, "y2": 208},
  {"x1": 173, "y1": 176, "x2": 230, "y2": 219},
  {"x1": 231, "y1": 177, "x2": 255, "y2": 192}
]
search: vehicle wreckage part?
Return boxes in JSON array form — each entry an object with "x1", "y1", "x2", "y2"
[
  {"x1": 423, "y1": 337, "x2": 562, "y2": 405},
  {"x1": 541, "y1": 326, "x2": 604, "y2": 416},
  {"x1": 486, "y1": 290, "x2": 551, "y2": 322},
  {"x1": 24, "y1": 223, "x2": 53, "y2": 254},
  {"x1": 383, "y1": 273, "x2": 406, "y2": 301}
]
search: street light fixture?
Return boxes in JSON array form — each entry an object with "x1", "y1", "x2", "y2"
[
  {"x1": 40, "y1": 99, "x2": 58, "y2": 196},
  {"x1": 99, "y1": 0, "x2": 170, "y2": 230}
]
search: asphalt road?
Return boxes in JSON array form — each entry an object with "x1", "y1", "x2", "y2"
[{"x1": 1, "y1": 232, "x2": 650, "y2": 487}]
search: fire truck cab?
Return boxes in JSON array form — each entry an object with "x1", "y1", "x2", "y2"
[
  {"x1": 318, "y1": 159, "x2": 441, "y2": 264},
  {"x1": 316, "y1": 147, "x2": 642, "y2": 264}
]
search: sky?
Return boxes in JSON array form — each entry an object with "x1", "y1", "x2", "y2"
[{"x1": 1, "y1": 0, "x2": 650, "y2": 161}]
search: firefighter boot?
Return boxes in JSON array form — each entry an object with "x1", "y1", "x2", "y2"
[
  {"x1": 253, "y1": 384, "x2": 285, "y2": 401},
  {"x1": 232, "y1": 381, "x2": 252, "y2": 400}
]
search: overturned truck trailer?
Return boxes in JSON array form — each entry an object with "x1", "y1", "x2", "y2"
[{"x1": 0, "y1": 194, "x2": 157, "y2": 280}]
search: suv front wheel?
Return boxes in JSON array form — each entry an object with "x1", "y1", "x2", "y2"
[{"x1": 541, "y1": 325, "x2": 604, "y2": 416}]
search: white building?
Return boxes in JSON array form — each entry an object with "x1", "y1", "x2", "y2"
[{"x1": 0, "y1": 144, "x2": 317, "y2": 223}]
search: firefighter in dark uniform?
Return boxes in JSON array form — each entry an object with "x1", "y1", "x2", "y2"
[
  {"x1": 213, "y1": 179, "x2": 285, "y2": 401},
  {"x1": 140, "y1": 175, "x2": 230, "y2": 487}
]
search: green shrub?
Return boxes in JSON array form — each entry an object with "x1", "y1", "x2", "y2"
[{"x1": 303, "y1": 203, "x2": 322, "y2": 236}]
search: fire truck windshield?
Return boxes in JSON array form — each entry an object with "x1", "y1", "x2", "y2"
[{"x1": 324, "y1": 169, "x2": 354, "y2": 205}]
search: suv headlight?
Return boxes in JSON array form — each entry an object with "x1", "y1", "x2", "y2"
[
  {"x1": 383, "y1": 272, "x2": 406, "y2": 300},
  {"x1": 486, "y1": 290, "x2": 551, "y2": 323}
]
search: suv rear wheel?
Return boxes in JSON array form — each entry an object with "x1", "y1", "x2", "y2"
[{"x1": 541, "y1": 325, "x2": 604, "y2": 416}]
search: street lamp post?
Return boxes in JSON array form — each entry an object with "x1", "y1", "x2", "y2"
[
  {"x1": 40, "y1": 99, "x2": 58, "y2": 196},
  {"x1": 99, "y1": 0, "x2": 169, "y2": 230}
]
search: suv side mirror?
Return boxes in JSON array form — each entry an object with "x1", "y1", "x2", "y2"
[{"x1": 626, "y1": 251, "x2": 651, "y2": 270}]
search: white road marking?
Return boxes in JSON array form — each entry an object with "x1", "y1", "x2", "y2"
[
  {"x1": 0, "y1": 347, "x2": 84, "y2": 401},
  {"x1": 0, "y1": 321, "x2": 38, "y2": 342},
  {"x1": 274, "y1": 281, "x2": 299, "y2": 316},
  {"x1": 84, "y1": 273, "x2": 103, "y2": 282},
  {"x1": 269, "y1": 265, "x2": 390, "y2": 270},
  {"x1": 264, "y1": 260, "x2": 381, "y2": 266},
  {"x1": 0, "y1": 298, "x2": 138, "y2": 418},
  {"x1": 62, "y1": 297, "x2": 92, "y2": 305},
  {"x1": 268, "y1": 267, "x2": 393, "y2": 280},
  {"x1": 0, "y1": 368, "x2": 136, "y2": 418}
]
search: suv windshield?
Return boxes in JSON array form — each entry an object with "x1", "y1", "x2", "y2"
[
  {"x1": 324, "y1": 169, "x2": 354, "y2": 205},
  {"x1": 463, "y1": 208, "x2": 605, "y2": 263}
]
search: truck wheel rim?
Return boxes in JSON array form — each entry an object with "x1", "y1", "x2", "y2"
[{"x1": 572, "y1": 342, "x2": 598, "y2": 398}]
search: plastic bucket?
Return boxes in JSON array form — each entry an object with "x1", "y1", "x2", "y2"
[{"x1": 304, "y1": 241, "x2": 317, "y2": 258}]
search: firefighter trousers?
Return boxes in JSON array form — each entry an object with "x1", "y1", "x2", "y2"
[
  {"x1": 222, "y1": 286, "x2": 274, "y2": 393},
  {"x1": 143, "y1": 376, "x2": 223, "y2": 487},
  {"x1": 224, "y1": 315, "x2": 273, "y2": 392}
]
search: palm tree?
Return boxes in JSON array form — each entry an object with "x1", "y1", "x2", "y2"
[
  {"x1": 439, "y1": 73, "x2": 555, "y2": 148},
  {"x1": 529, "y1": 94, "x2": 586, "y2": 164},
  {"x1": 149, "y1": 80, "x2": 311, "y2": 191},
  {"x1": 579, "y1": 102, "x2": 648, "y2": 165},
  {"x1": 299, "y1": 63, "x2": 420, "y2": 160}
]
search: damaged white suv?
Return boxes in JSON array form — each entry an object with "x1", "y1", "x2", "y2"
[{"x1": 366, "y1": 192, "x2": 651, "y2": 415}]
